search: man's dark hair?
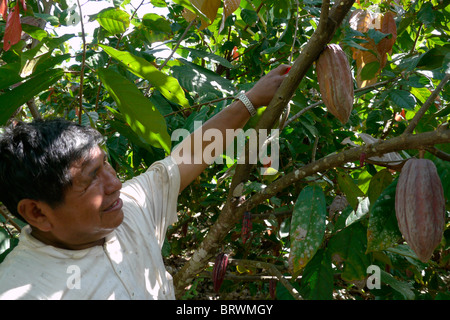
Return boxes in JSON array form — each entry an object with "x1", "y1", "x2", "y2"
[{"x1": 0, "y1": 118, "x2": 104, "y2": 222}]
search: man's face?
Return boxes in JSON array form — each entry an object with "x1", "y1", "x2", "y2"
[{"x1": 38, "y1": 145, "x2": 124, "y2": 249}]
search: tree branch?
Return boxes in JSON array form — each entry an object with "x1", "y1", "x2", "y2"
[
  {"x1": 173, "y1": 0, "x2": 356, "y2": 297},
  {"x1": 239, "y1": 128, "x2": 450, "y2": 214},
  {"x1": 403, "y1": 73, "x2": 450, "y2": 135}
]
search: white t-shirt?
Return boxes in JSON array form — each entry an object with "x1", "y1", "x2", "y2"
[{"x1": 0, "y1": 156, "x2": 180, "y2": 300}]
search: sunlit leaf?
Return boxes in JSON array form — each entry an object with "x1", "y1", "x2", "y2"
[
  {"x1": 0, "y1": 68, "x2": 64, "y2": 125},
  {"x1": 97, "y1": 7, "x2": 130, "y2": 34},
  {"x1": 100, "y1": 45, "x2": 189, "y2": 108},
  {"x1": 97, "y1": 68, "x2": 171, "y2": 153}
]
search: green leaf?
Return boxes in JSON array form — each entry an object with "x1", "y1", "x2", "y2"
[
  {"x1": 336, "y1": 169, "x2": 365, "y2": 210},
  {"x1": 183, "y1": 47, "x2": 235, "y2": 69},
  {"x1": 97, "y1": 68, "x2": 171, "y2": 153},
  {"x1": 172, "y1": 58, "x2": 235, "y2": 96},
  {"x1": 328, "y1": 222, "x2": 370, "y2": 281},
  {"x1": 142, "y1": 13, "x2": 172, "y2": 33},
  {"x1": 100, "y1": 45, "x2": 189, "y2": 108},
  {"x1": 366, "y1": 179, "x2": 403, "y2": 253},
  {"x1": 388, "y1": 89, "x2": 416, "y2": 110},
  {"x1": 21, "y1": 24, "x2": 48, "y2": 42},
  {"x1": 34, "y1": 13, "x2": 60, "y2": 26},
  {"x1": 367, "y1": 169, "x2": 394, "y2": 206},
  {"x1": 410, "y1": 87, "x2": 431, "y2": 104},
  {"x1": 0, "y1": 62, "x2": 22, "y2": 90},
  {"x1": 289, "y1": 185, "x2": 327, "y2": 274},
  {"x1": 380, "y1": 270, "x2": 415, "y2": 300},
  {"x1": 417, "y1": 47, "x2": 449, "y2": 70},
  {"x1": 417, "y1": 2, "x2": 435, "y2": 27},
  {"x1": 367, "y1": 29, "x2": 392, "y2": 45},
  {"x1": 240, "y1": 8, "x2": 258, "y2": 26},
  {"x1": 299, "y1": 249, "x2": 333, "y2": 300},
  {"x1": 0, "y1": 68, "x2": 64, "y2": 125},
  {"x1": 434, "y1": 157, "x2": 450, "y2": 201},
  {"x1": 97, "y1": 7, "x2": 130, "y2": 34},
  {"x1": 360, "y1": 61, "x2": 380, "y2": 80}
]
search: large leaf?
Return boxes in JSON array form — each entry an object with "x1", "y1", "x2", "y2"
[
  {"x1": 336, "y1": 169, "x2": 365, "y2": 210},
  {"x1": 183, "y1": 47, "x2": 235, "y2": 69},
  {"x1": 172, "y1": 58, "x2": 235, "y2": 97},
  {"x1": 380, "y1": 270, "x2": 415, "y2": 300},
  {"x1": 100, "y1": 45, "x2": 190, "y2": 109},
  {"x1": 142, "y1": 13, "x2": 172, "y2": 33},
  {"x1": 0, "y1": 62, "x2": 22, "y2": 90},
  {"x1": 388, "y1": 89, "x2": 417, "y2": 110},
  {"x1": 0, "y1": 68, "x2": 64, "y2": 125},
  {"x1": 366, "y1": 179, "x2": 403, "y2": 253},
  {"x1": 328, "y1": 222, "x2": 371, "y2": 281},
  {"x1": 97, "y1": 68, "x2": 171, "y2": 153},
  {"x1": 367, "y1": 169, "x2": 394, "y2": 206},
  {"x1": 97, "y1": 7, "x2": 130, "y2": 34},
  {"x1": 289, "y1": 185, "x2": 327, "y2": 275},
  {"x1": 299, "y1": 249, "x2": 333, "y2": 300}
]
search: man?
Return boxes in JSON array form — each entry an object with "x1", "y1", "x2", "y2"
[{"x1": 0, "y1": 64, "x2": 289, "y2": 299}]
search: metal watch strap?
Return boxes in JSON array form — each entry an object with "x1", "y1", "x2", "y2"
[{"x1": 236, "y1": 91, "x2": 256, "y2": 117}]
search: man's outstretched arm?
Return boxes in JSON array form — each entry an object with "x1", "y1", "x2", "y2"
[{"x1": 172, "y1": 64, "x2": 290, "y2": 193}]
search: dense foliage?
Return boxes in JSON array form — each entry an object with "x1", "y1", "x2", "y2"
[{"x1": 0, "y1": 0, "x2": 449, "y2": 300}]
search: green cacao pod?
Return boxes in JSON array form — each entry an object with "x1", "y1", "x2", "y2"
[
  {"x1": 316, "y1": 44, "x2": 354, "y2": 124},
  {"x1": 395, "y1": 159, "x2": 445, "y2": 262}
]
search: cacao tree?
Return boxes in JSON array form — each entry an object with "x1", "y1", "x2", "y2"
[{"x1": 0, "y1": 0, "x2": 449, "y2": 300}]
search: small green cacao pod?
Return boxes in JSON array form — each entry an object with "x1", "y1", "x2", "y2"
[
  {"x1": 395, "y1": 159, "x2": 445, "y2": 262},
  {"x1": 316, "y1": 44, "x2": 354, "y2": 124}
]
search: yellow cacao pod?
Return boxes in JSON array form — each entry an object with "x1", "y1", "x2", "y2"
[
  {"x1": 395, "y1": 159, "x2": 445, "y2": 262},
  {"x1": 316, "y1": 44, "x2": 354, "y2": 124}
]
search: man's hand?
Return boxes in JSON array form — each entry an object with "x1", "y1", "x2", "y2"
[
  {"x1": 173, "y1": 63, "x2": 290, "y2": 192},
  {"x1": 246, "y1": 64, "x2": 291, "y2": 108}
]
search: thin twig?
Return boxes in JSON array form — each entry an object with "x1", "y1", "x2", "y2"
[
  {"x1": 290, "y1": 0, "x2": 300, "y2": 63},
  {"x1": 410, "y1": 23, "x2": 423, "y2": 55},
  {"x1": 403, "y1": 73, "x2": 450, "y2": 135},
  {"x1": 76, "y1": 0, "x2": 87, "y2": 125},
  {"x1": 229, "y1": 259, "x2": 302, "y2": 300},
  {"x1": 94, "y1": 0, "x2": 146, "y2": 111},
  {"x1": 144, "y1": 19, "x2": 196, "y2": 97},
  {"x1": 164, "y1": 96, "x2": 235, "y2": 118},
  {"x1": 285, "y1": 77, "x2": 401, "y2": 127}
]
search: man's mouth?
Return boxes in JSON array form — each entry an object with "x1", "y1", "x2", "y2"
[{"x1": 103, "y1": 198, "x2": 123, "y2": 213}]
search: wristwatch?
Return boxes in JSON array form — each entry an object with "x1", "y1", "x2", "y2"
[{"x1": 236, "y1": 91, "x2": 256, "y2": 117}]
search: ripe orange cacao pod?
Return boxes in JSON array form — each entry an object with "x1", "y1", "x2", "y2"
[
  {"x1": 316, "y1": 44, "x2": 354, "y2": 124},
  {"x1": 395, "y1": 159, "x2": 445, "y2": 262},
  {"x1": 212, "y1": 253, "x2": 229, "y2": 293}
]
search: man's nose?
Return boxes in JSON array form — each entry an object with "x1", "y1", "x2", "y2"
[{"x1": 102, "y1": 163, "x2": 122, "y2": 194}]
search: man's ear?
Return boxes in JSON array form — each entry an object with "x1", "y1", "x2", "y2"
[{"x1": 17, "y1": 199, "x2": 52, "y2": 232}]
